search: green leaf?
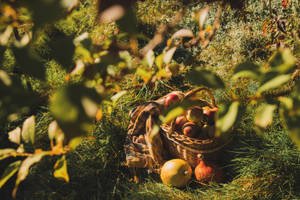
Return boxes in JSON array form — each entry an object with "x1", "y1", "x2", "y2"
[
  {"x1": 186, "y1": 68, "x2": 225, "y2": 89},
  {"x1": 233, "y1": 62, "x2": 261, "y2": 80},
  {"x1": 269, "y1": 49, "x2": 296, "y2": 73},
  {"x1": 162, "y1": 107, "x2": 185, "y2": 124},
  {"x1": 232, "y1": 71, "x2": 261, "y2": 80},
  {"x1": 48, "y1": 31, "x2": 75, "y2": 70},
  {"x1": 68, "y1": 137, "x2": 83, "y2": 150},
  {"x1": 8, "y1": 127, "x2": 21, "y2": 144},
  {"x1": 0, "y1": 45, "x2": 5, "y2": 64},
  {"x1": 13, "y1": 153, "x2": 46, "y2": 198},
  {"x1": 145, "y1": 50, "x2": 155, "y2": 67},
  {"x1": 255, "y1": 104, "x2": 277, "y2": 129},
  {"x1": 0, "y1": 160, "x2": 22, "y2": 188},
  {"x1": 53, "y1": 155, "x2": 69, "y2": 182},
  {"x1": 286, "y1": 128, "x2": 300, "y2": 150},
  {"x1": 163, "y1": 47, "x2": 176, "y2": 64},
  {"x1": 257, "y1": 74, "x2": 291, "y2": 93},
  {"x1": 155, "y1": 54, "x2": 164, "y2": 69},
  {"x1": 26, "y1": 0, "x2": 66, "y2": 27},
  {"x1": 13, "y1": 47, "x2": 45, "y2": 80},
  {"x1": 171, "y1": 29, "x2": 194, "y2": 39},
  {"x1": 21, "y1": 116, "x2": 35, "y2": 144},
  {"x1": 136, "y1": 68, "x2": 152, "y2": 83},
  {"x1": 0, "y1": 149, "x2": 16, "y2": 161},
  {"x1": 48, "y1": 121, "x2": 64, "y2": 141},
  {"x1": 50, "y1": 84, "x2": 103, "y2": 141},
  {"x1": 116, "y1": 7, "x2": 137, "y2": 34},
  {"x1": 279, "y1": 98, "x2": 300, "y2": 149},
  {"x1": 216, "y1": 101, "x2": 239, "y2": 133}
]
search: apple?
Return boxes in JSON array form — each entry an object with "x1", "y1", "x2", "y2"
[
  {"x1": 164, "y1": 93, "x2": 180, "y2": 107},
  {"x1": 194, "y1": 160, "x2": 224, "y2": 183},
  {"x1": 186, "y1": 106, "x2": 203, "y2": 123},
  {"x1": 182, "y1": 122, "x2": 198, "y2": 138},
  {"x1": 174, "y1": 115, "x2": 187, "y2": 131},
  {"x1": 203, "y1": 107, "x2": 218, "y2": 125}
]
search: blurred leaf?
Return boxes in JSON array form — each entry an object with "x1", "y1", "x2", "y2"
[
  {"x1": 13, "y1": 47, "x2": 45, "y2": 79},
  {"x1": 0, "y1": 160, "x2": 21, "y2": 188},
  {"x1": 269, "y1": 49, "x2": 296, "y2": 73},
  {"x1": 68, "y1": 137, "x2": 83, "y2": 150},
  {"x1": 21, "y1": 116, "x2": 35, "y2": 144},
  {"x1": 50, "y1": 84, "x2": 103, "y2": 141},
  {"x1": 162, "y1": 107, "x2": 185, "y2": 124},
  {"x1": 163, "y1": 47, "x2": 176, "y2": 65},
  {"x1": 197, "y1": 7, "x2": 209, "y2": 30},
  {"x1": 186, "y1": 68, "x2": 225, "y2": 89},
  {"x1": 136, "y1": 68, "x2": 152, "y2": 83},
  {"x1": 216, "y1": 101, "x2": 239, "y2": 133},
  {"x1": 0, "y1": 45, "x2": 5, "y2": 64},
  {"x1": 0, "y1": 70, "x2": 12, "y2": 86},
  {"x1": 255, "y1": 104, "x2": 277, "y2": 129},
  {"x1": 13, "y1": 153, "x2": 46, "y2": 198},
  {"x1": 155, "y1": 54, "x2": 164, "y2": 69},
  {"x1": 99, "y1": 5, "x2": 125, "y2": 23},
  {"x1": 257, "y1": 74, "x2": 291, "y2": 93},
  {"x1": 111, "y1": 91, "x2": 127, "y2": 102},
  {"x1": 145, "y1": 50, "x2": 155, "y2": 67},
  {"x1": 116, "y1": 7, "x2": 137, "y2": 34},
  {"x1": 26, "y1": 0, "x2": 66, "y2": 27},
  {"x1": 278, "y1": 97, "x2": 293, "y2": 110},
  {"x1": 280, "y1": 98, "x2": 300, "y2": 149},
  {"x1": 8, "y1": 127, "x2": 21, "y2": 144},
  {"x1": 48, "y1": 31, "x2": 75, "y2": 69},
  {"x1": 0, "y1": 149, "x2": 16, "y2": 161},
  {"x1": 171, "y1": 29, "x2": 194, "y2": 39},
  {"x1": 233, "y1": 62, "x2": 261, "y2": 80},
  {"x1": 48, "y1": 121, "x2": 64, "y2": 141},
  {"x1": 53, "y1": 155, "x2": 69, "y2": 182},
  {"x1": 81, "y1": 96, "x2": 99, "y2": 118}
]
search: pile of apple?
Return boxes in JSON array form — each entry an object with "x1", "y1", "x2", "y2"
[{"x1": 173, "y1": 106, "x2": 218, "y2": 139}]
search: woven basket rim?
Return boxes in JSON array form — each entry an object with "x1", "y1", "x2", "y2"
[{"x1": 160, "y1": 124, "x2": 233, "y2": 154}]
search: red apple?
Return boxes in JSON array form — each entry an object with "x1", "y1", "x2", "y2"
[
  {"x1": 182, "y1": 122, "x2": 198, "y2": 138},
  {"x1": 174, "y1": 115, "x2": 187, "y2": 131},
  {"x1": 164, "y1": 93, "x2": 180, "y2": 107},
  {"x1": 194, "y1": 160, "x2": 223, "y2": 183},
  {"x1": 203, "y1": 107, "x2": 218, "y2": 125}
]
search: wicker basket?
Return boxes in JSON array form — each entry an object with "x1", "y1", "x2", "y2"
[{"x1": 160, "y1": 87, "x2": 232, "y2": 168}]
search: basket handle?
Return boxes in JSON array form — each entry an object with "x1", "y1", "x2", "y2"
[{"x1": 184, "y1": 87, "x2": 216, "y2": 108}]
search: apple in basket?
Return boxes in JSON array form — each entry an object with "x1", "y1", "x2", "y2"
[
  {"x1": 174, "y1": 115, "x2": 187, "y2": 131},
  {"x1": 186, "y1": 106, "x2": 203, "y2": 123},
  {"x1": 203, "y1": 107, "x2": 218, "y2": 125},
  {"x1": 164, "y1": 92, "x2": 181, "y2": 107},
  {"x1": 182, "y1": 122, "x2": 198, "y2": 138},
  {"x1": 160, "y1": 159, "x2": 192, "y2": 187}
]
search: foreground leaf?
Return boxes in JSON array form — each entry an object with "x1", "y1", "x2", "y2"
[
  {"x1": 8, "y1": 127, "x2": 21, "y2": 144},
  {"x1": 257, "y1": 74, "x2": 291, "y2": 93},
  {"x1": 269, "y1": 49, "x2": 296, "y2": 73},
  {"x1": 216, "y1": 101, "x2": 239, "y2": 133},
  {"x1": 0, "y1": 149, "x2": 16, "y2": 161},
  {"x1": 186, "y1": 68, "x2": 225, "y2": 89},
  {"x1": 13, "y1": 153, "x2": 46, "y2": 197},
  {"x1": 0, "y1": 161, "x2": 22, "y2": 188},
  {"x1": 53, "y1": 155, "x2": 69, "y2": 182},
  {"x1": 255, "y1": 104, "x2": 277, "y2": 129},
  {"x1": 21, "y1": 116, "x2": 35, "y2": 144}
]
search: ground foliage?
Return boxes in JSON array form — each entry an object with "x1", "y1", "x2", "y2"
[{"x1": 0, "y1": 0, "x2": 299, "y2": 199}]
